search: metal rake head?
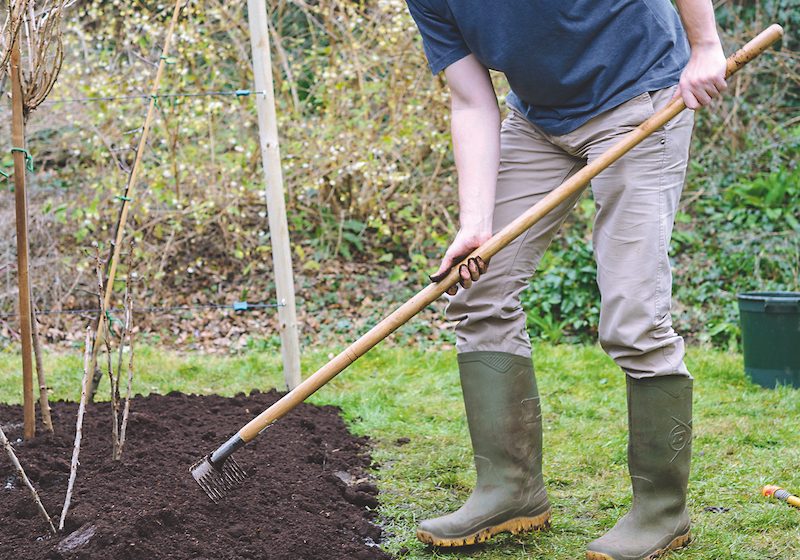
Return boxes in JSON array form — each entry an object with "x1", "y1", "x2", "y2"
[{"x1": 189, "y1": 455, "x2": 248, "y2": 503}]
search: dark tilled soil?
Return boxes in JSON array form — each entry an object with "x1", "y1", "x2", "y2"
[{"x1": 0, "y1": 391, "x2": 391, "y2": 559}]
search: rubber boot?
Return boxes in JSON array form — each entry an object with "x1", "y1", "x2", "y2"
[
  {"x1": 416, "y1": 351, "x2": 551, "y2": 547},
  {"x1": 586, "y1": 375, "x2": 693, "y2": 560}
]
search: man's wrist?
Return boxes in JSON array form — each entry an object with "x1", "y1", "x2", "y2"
[
  {"x1": 458, "y1": 221, "x2": 493, "y2": 239},
  {"x1": 690, "y1": 38, "x2": 722, "y2": 50}
]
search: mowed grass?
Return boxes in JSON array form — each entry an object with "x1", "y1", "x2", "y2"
[{"x1": 1, "y1": 343, "x2": 798, "y2": 559}]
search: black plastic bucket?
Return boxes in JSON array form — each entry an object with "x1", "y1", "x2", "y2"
[{"x1": 737, "y1": 292, "x2": 800, "y2": 388}]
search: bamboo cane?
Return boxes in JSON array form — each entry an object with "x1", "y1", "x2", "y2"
[
  {"x1": 9, "y1": 24, "x2": 35, "y2": 440},
  {"x1": 89, "y1": 0, "x2": 184, "y2": 398}
]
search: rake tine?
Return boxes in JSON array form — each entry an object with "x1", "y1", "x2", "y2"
[{"x1": 190, "y1": 453, "x2": 248, "y2": 503}]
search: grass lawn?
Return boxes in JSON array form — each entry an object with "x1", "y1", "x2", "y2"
[{"x1": 1, "y1": 343, "x2": 798, "y2": 559}]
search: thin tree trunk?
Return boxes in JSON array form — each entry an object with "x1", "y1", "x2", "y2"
[
  {"x1": 111, "y1": 285, "x2": 132, "y2": 460},
  {"x1": 30, "y1": 308, "x2": 53, "y2": 433},
  {"x1": 117, "y1": 286, "x2": 136, "y2": 459},
  {"x1": 95, "y1": 258, "x2": 119, "y2": 457}
]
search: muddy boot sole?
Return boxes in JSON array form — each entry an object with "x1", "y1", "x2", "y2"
[
  {"x1": 416, "y1": 508, "x2": 551, "y2": 547},
  {"x1": 585, "y1": 530, "x2": 692, "y2": 560}
]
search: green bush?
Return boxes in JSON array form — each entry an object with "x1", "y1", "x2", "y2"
[{"x1": 671, "y1": 125, "x2": 799, "y2": 349}]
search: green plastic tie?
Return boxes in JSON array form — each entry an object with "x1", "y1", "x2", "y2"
[
  {"x1": 105, "y1": 309, "x2": 122, "y2": 326},
  {"x1": 115, "y1": 195, "x2": 132, "y2": 202},
  {"x1": 160, "y1": 55, "x2": 177, "y2": 64},
  {"x1": 0, "y1": 168, "x2": 8, "y2": 179},
  {"x1": 234, "y1": 89, "x2": 251, "y2": 97},
  {"x1": 10, "y1": 147, "x2": 33, "y2": 172}
]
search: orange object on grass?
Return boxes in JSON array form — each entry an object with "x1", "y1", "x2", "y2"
[{"x1": 763, "y1": 485, "x2": 800, "y2": 509}]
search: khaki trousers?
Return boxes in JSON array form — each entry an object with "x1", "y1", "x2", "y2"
[{"x1": 447, "y1": 86, "x2": 694, "y2": 379}]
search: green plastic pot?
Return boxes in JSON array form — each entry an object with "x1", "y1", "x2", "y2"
[{"x1": 737, "y1": 292, "x2": 800, "y2": 389}]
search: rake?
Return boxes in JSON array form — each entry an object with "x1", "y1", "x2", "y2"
[{"x1": 190, "y1": 24, "x2": 784, "y2": 503}]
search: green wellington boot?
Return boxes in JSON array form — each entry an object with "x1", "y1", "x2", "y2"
[
  {"x1": 586, "y1": 375, "x2": 693, "y2": 560},
  {"x1": 416, "y1": 351, "x2": 551, "y2": 547}
]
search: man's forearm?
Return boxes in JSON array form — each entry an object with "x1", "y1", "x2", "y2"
[
  {"x1": 451, "y1": 104, "x2": 500, "y2": 235},
  {"x1": 675, "y1": 0, "x2": 722, "y2": 47}
]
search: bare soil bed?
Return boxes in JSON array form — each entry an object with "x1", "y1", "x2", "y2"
[{"x1": 0, "y1": 391, "x2": 391, "y2": 559}]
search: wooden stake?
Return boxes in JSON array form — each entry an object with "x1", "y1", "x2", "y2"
[
  {"x1": 59, "y1": 327, "x2": 92, "y2": 532},
  {"x1": 0, "y1": 425, "x2": 56, "y2": 535},
  {"x1": 246, "y1": 0, "x2": 301, "y2": 390},
  {"x1": 9, "y1": 25, "x2": 35, "y2": 440}
]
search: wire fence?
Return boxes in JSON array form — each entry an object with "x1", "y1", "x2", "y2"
[
  {"x1": 43, "y1": 88, "x2": 268, "y2": 104},
  {"x1": 1, "y1": 10, "x2": 289, "y2": 336},
  {"x1": 0, "y1": 300, "x2": 284, "y2": 320}
]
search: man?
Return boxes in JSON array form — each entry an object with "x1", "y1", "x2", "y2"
[{"x1": 404, "y1": 1, "x2": 727, "y2": 559}]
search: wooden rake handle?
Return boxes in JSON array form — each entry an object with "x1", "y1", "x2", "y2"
[{"x1": 238, "y1": 24, "x2": 784, "y2": 443}]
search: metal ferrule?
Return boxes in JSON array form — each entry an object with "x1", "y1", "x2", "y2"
[{"x1": 209, "y1": 434, "x2": 246, "y2": 466}]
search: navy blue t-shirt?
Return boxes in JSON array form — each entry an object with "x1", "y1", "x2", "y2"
[{"x1": 405, "y1": 0, "x2": 690, "y2": 135}]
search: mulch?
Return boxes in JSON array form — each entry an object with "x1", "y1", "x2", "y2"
[{"x1": 0, "y1": 391, "x2": 392, "y2": 559}]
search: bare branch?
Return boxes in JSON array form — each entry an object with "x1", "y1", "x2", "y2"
[
  {"x1": 95, "y1": 253, "x2": 120, "y2": 458},
  {"x1": 59, "y1": 326, "x2": 92, "y2": 532},
  {"x1": 0, "y1": 423, "x2": 56, "y2": 534},
  {"x1": 116, "y1": 270, "x2": 136, "y2": 460}
]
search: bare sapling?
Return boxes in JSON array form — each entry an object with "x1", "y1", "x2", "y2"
[
  {"x1": 0, "y1": 424, "x2": 56, "y2": 535},
  {"x1": 59, "y1": 326, "x2": 92, "y2": 532},
  {"x1": 116, "y1": 274, "x2": 136, "y2": 460},
  {"x1": 110, "y1": 294, "x2": 129, "y2": 460},
  {"x1": 95, "y1": 254, "x2": 120, "y2": 457},
  {"x1": 31, "y1": 307, "x2": 53, "y2": 433}
]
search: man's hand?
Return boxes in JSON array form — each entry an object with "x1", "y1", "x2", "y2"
[
  {"x1": 431, "y1": 228, "x2": 490, "y2": 295},
  {"x1": 675, "y1": 42, "x2": 727, "y2": 109},
  {"x1": 674, "y1": 0, "x2": 728, "y2": 109}
]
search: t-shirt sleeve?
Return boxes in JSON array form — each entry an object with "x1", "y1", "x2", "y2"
[{"x1": 405, "y1": 0, "x2": 471, "y2": 74}]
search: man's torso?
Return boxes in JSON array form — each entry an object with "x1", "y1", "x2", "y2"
[{"x1": 406, "y1": 0, "x2": 690, "y2": 134}]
